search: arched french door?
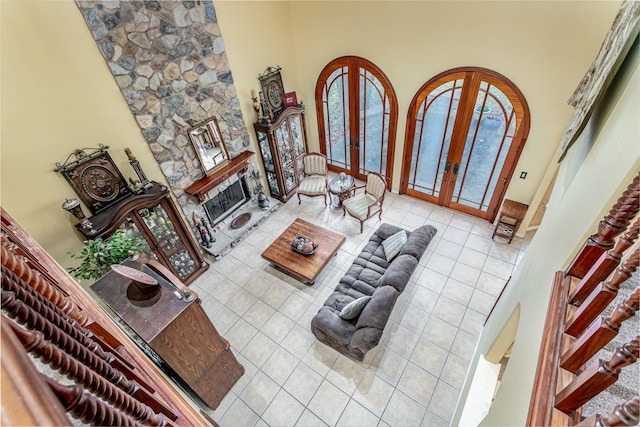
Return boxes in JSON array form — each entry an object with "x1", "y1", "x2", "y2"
[
  {"x1": 315, "y1": 56, "x2": 398, "y2": 185},
  {"x1": 401, "y1": 67, "x2": 530, "y2": 221}
]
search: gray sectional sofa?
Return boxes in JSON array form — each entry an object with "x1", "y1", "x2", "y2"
[{"x1": 310, "y1": 223, "x2": 437, "y2": 361}]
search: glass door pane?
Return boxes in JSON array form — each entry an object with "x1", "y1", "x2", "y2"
[
  {"x1": 407, "y1": 79, "x2": 463, "y2": 201},
  {"x1": 451, "y1": 82, "x2": 515, "y2": 213},
  {"x1": 322, "y1": 66, "x2": 350, "y2": 170},
  {"x1": 358, "y1": 68, "x2": 390, "y2": 181}
]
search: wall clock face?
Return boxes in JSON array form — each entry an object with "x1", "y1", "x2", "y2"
[
  {"x1": 259, "y1": 67, "x2": 285, "y2": 116},
  {"x1": 55, "y1": 147, "x2": 132, "y2": 214}
]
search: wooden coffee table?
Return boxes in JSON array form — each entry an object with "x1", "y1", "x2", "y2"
[{"x1": 261, "y1": 218, "x2": 346, "y2": 284}]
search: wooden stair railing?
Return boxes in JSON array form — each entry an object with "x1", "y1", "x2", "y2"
[
  {"x1": 528, "y1": 174, "x2": 640, "y2": 427},
  {"x1": 0, "y1": 207, "x2": 212, "y2": 426}
]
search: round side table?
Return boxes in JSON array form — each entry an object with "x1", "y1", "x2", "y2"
[{"x1": 328, "y1": 175, "x2": 355, "y2": 208}]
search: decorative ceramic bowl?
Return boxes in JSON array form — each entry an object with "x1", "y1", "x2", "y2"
[{"x1": 290, "y1": 235, "x2": 319, "y2": 255}]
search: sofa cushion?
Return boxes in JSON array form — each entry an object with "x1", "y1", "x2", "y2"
[
  {"x1": 340, "y1": 295, "x2": 372, "y2": 320},
  {"x1": 377, "y1": 254, "x2": 418, "y2": 292},
  {"x1": 382, "y1": 230, "x2": 407, "y2": 261},
  {"x1": 400, "y1": 225, "x2": 438, "y2": 259}
]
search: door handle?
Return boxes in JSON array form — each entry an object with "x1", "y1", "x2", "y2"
[
  {"x1": 354, "y1": 139, "x2": 359, "y2": 150},
  {"x1": 444, "y1": 162, "x2": 451, "y2": 173},
  {"x1": 453, "y1": 163, "x2": 459, "y2": 175}
]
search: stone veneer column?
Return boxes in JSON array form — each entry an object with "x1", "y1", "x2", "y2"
[{"x1": 75, "y1": 0, "x2": 250, "y2": 215}]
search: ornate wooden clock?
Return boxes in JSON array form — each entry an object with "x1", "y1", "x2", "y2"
[
  {"x1": 259, "y1": 66, "x2": 285, "y2": 117},
  {"x1": 55, "y1": 145, "x2": 132, "y2": 214}
]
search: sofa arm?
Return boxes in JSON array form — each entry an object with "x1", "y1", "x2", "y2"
[
  {"x1": 377, "y1": 254, "x2": 418, "y2": 293},
  {"x1": 351, "y1": 285, "x2": 399, "y2": 350},
  {"x1": 399, "y1": 224, "x2": 437, "y2": 260},
  {"x1": 310, "y1": 307, "x2": 357, "y2": 345}
]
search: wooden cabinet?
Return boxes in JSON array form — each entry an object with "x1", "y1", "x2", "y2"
[
  {"x1": 90, "y1": 259, "x2": 244, "y2": 409},
  {"x1": 76, "y1": 182, "x2": 207, "y2": 284},
  {"x1": 254, "y1": 106, "x2": 308, "y2": 202}
]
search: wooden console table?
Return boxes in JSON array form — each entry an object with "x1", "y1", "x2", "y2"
[
  {"x1": 90, "y1": 259, "x2": 244, "y2": 409},
  {"x1": 185, "y1": 151, "x2": 255, "y2": 203}
]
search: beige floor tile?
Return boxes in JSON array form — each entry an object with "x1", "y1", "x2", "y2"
[
  {"x1": 261, "y1": 310, "x2": 295, "y2": 343},
  {"x1": 261, "y1": 346, "x2": 299, "y2": 386},
  {"x1": 241, "y1": 331, "x2": 278, "y2": 368},
  {"x1": 393, "y1": 302, "x2": 429, "y2": 336},
  {"x1": 261, "y1": 388, "x2": 305, "y2": 427},
  {"x1": 307, "y1": 380, "x2": 351, "y2": 426},
  {"x1": 410, "y1": 338, "x2": 449, "y2": 377},
  {"x1": 337, "y1": 398, "x2": 380, "y2": 427},
  {"x1": 428, "y1": 380, "x2": 459, "y2": 422},
  {"x1": 451, "y1": 330, "x2": 479, "y2": 361},
  {"x1": 441, "y1": 226, "x2": 470, "y2": 246},
  {"x1": 440, "y1": 354, "x2": 470, "y2": 389},
  {"x1": 284, "y1": 362, "x2": 325, "y2": 406},
  {"x1": 459, "y1": 308, "x2": 486, "y2": 336},
  {"x1": 227, "y1": 288, "x2": 258, "y2": 316},
  {"x1": 416, "y1": 268, "x2": 448, "y2": 293},
  {"x1": 296, "y1": 409, "x2": 328, "y2": 427},
  {"x1": 352, "y1": 371, "x2": 395, "y2": 418},
  {"x1": 465, "y1": 233, "x2": 493, "y2": 254},
  {"x1": 483, "y1": 255, "x2": 514, "y2": 280},
  {"x1": 382, "y1": 389, "x2": 427, "y2": 427},
  {"x1": 369, "y1": 347, "x2": 409, "y2": 386},
  {"x1": 226, "y1": 318, "x2": 259, "y2": 352},
  {"x1": 421, "y1": 410, "x2": 450, "y2": 427},
  {"x1": 209, "y1": 305, "x2": 239, "y2": 335},
  {"x1": 429, "y1": 208, "x2": 454, "y2": 224},
  {"x1": 432, "y1": 296, "x2": 467, "y2": 327},
  {"x1": 426, "y1": 253, "x2": 456, "y2": 276},
  {"x1": 441, "y1": 278, "x2": 474, "y2": 306},
  {"x1": 218, "y1": 397, "x2": 259, "y2": 427},
  {"x1": 449, "y1": 214, "x2": 476, "y2": 232},
  {"x1": 422, "y1": 316, "x2": 458, "y2": 350},
  {"x1": 489, "y1": 241, "x2": 520, "y2": 263},
  {"x1": 260, "y1": 281, "x2": 293, "y2": 309},
  {"x1": 383, "y1": 324, "x2": 419, "y2": 359},
  {"x1": 239, "y1": 370, "x2": 280, "y2": 416},
  {"x1": 407, "y1": 285, "x2": 439, "y2": 313},
  {"x1": 326, "y1": 354, "x2": 367, "y2": 396},
  {"x1": 281, "y1": 324, "x2": 316, "y2": 359},
  {"x1": 475, "y1": 272, "x2": 507, "y2": 296},
  {"x1": 434, "y1": 238, "x2": 463, "y2": 260},
  {"x1": 468, "y1": 289, "x2": 498, "y2": 316},
  {"x1": 449, "y1": 262, "x2": 481, "y2": 287},
  {"x1": 302, "y1": 341, "x2": 340, "y2": 377},
  {"x1": 243, "y1": 299, "x2": 276, "y2": 330},
  {"x1": 397, "y1": 362, "x2": 438, "y2": 405},
  {"x1": 458, "y1": 247, "x2": 488, "y2": 270},
  {"x1": 279, "y1": 292, "x2": 313, "y2": 322}
]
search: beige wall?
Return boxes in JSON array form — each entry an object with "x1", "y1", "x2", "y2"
[
  {"x1": 1, "y1": 0, "x2": 618, "y2": 270},
  {"x1": 470, "y1": 49, "x2": 639, "y2": 426},
  {"x1": 217, "y1": 1, "x2": 619, "y2": 224},
  {"x1": 1, "y1": 0, "x2": 167, "y2": 266}
]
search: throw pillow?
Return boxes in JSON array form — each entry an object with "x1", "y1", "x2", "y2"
[
  {"x1": 382, "y1": 230, "x2": 407, "y2": 261},
  {"x1": 340, "y1": 296, "x2": 372, "y2": 320}
]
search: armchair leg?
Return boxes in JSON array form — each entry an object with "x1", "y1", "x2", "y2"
[
  {"x1": 297, "y1": 193, "x2": 301, "y2": 204},
  {"x1": 323, "y1": 194, "x2": 327, "y2": 206},
  {"x1": 359, "y1": 221, "x2": 364, "y2": 233}
]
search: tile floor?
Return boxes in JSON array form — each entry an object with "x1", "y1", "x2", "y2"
[{"x1": 191, "y1": 186, "x2": 532, "y2": 427}]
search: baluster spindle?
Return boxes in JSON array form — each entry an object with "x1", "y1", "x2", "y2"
[
  {"x1": 566, "y1": 175, "x2": 640, "y2": 278},
  {"x1": 570, "y1": 219, "x2": 640, "y2": 305},
  {"x1": 43, "y1": 375, "x2": 144, "y2": 427},
  {"x1": 6, "y1": 319, "x2": 175, "y2": 421},
  {"x1": 566, "y1": 250, "x2": 639, "y2": 337},
  {"x1": 576, "y1": 396, "x2": 639, "y2": 427},
  {"x1": 555, "y1": 336, "x2": 639, "y2": 412},
  {"x1": 561, "y1": 287, "x2": 639, "y2": 372},
  {"x1": 1, "y1": 245, "x2": 89, "y2": 325}
]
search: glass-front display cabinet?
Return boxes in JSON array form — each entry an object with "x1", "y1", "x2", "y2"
[
  {"x1": 253, "y1": 106, "x2": 308, "y2": 202},
  {"x1": 75, "y1": 182, "x2": 208, "y2": 284}
]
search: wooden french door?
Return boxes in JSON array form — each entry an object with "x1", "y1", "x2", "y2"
[
  {"x1": 315, "y1": 56, "x2": 398, "y2": 185},
  {"x1": 401, "y1": 67, "x2": 530, "y2": 221}
]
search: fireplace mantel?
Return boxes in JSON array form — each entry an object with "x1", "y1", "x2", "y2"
[{"x1": 185, "y1": 151, "x2": 255, "y2": 203}]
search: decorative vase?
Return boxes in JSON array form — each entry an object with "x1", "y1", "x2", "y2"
[{"x1": 258, "y1": 192, "x2": 270, "y2": 209}]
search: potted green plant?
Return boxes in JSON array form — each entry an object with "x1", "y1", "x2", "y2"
[{"x1": 67, "y1": 229, "x2": 148, "y2": 281}]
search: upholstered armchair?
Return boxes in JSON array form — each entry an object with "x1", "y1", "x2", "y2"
[
  {"x1": 297, "y1": 152, "x2": 329, "y2": 205},
  {"x1": 342, "y1": 172, "x2": 386, "y2": 233}
]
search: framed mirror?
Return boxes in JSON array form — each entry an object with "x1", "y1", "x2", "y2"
[{"x1": 188, "y1": 117, "x2": 230, "y2": 176}]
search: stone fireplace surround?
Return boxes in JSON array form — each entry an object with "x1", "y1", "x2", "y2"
[{"x1": 74, "y1": 0, "x2": 260, "y2": 256}]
